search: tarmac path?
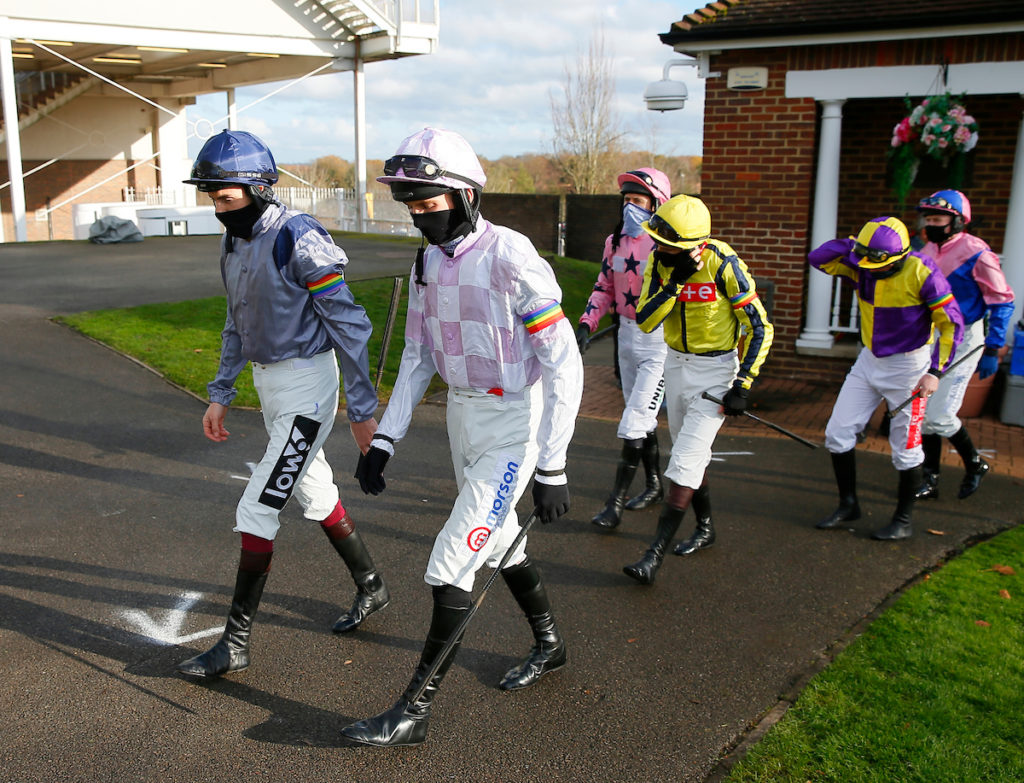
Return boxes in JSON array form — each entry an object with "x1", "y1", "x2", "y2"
[{"x1": 0, "y1": 236, "x2": 1020, "y2": 782}]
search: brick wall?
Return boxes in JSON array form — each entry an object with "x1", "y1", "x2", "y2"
[
  {"x1": 701, "y1": 34, "x2": 1024, "y2": 385},
  {"x1": 700, "y1": 46, "x2": 829, "y2": 380},
  {"x1": 837, "y1": 93, "x2": 1022, "y2": 249},
  {"x1": 0, "y1": 159, "x2": 158, "y2": 242}
]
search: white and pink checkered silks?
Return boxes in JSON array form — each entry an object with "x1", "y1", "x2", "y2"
[{"x1": 378, "y1": 218, "x2": 583, "y2": 473}]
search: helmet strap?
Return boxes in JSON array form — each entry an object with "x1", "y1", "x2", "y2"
[{"x1": 414, "y1": 241, "x2": 426, "y2": 287}]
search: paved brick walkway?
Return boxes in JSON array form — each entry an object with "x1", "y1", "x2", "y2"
[{"x1": 580, "y1": 365, "x2": 1024, "y2": 480}]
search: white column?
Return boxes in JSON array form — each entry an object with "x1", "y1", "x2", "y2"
[
  {"x1": 353, "y1": 45, "x2": 367, "y2": 233},
  {"x1": 0, "y1": 23, "x2": 28, "y2": 242},
  {"x1": 1001, "y1": 100, "x2": 1024, "y2": 328},
  {"x1": 156, "y1": 99, "x2": 190, "y2": 206},
  {"x1": 226, "y1": 88, "x2": 237, "y2": 130},
  {"x1": 796, "y1": 99, "x2": 846, "y2": 351}
]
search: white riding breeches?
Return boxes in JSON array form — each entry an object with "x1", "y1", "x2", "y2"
[
  {"x1": 825, "y1": 345, "x2": 929, "y2": 470},
  {"x1": 424, "y1": 384, "x2": 542, "y2": 592},
  {"x1": 922, "y1": 319, "x2": 984, "y2": 438},
  {"x1": 616, "y1": 318, "x2": 667, "y2": 441},
  {"x1": 662, "y1": 349, "x2": 738, "y2": 490},
  {"x1": 234, "y1": 350, "x2": 341, "y2": 539}
]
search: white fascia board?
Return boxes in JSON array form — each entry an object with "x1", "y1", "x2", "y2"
[
  {"x1": 99, "y1": 56, "x2": 339, "y2": 97},
  {"x1": 6, "y1": 18, "x2": 347, "y2": 58},
  {"x1": 787, "y1": 61, "x2": 1024, "y2": 100},
  {"x1": 143, "y1": 56, "x2": 339, "y2": 96},
  {"x1": 671, "y1": 21, "x2": 1024, "y2": 53}
]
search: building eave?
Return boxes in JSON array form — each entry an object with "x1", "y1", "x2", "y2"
[{"x1": 664, "y1": 20, "x2": 1024, "y2": 53}]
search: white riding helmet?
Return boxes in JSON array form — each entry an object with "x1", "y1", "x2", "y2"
[{"x1": 377, "y1": 127, "x2": 487, "y2": 192}]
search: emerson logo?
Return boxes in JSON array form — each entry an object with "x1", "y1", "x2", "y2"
[
  {"x1": 485, "y1": 459, "x2": 520, "y2": 529},
  {"x1": 259, "y1": 415, "x2": 321, "y2": 509}
]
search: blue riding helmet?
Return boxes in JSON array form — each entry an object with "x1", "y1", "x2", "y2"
[{"x1": 184, "y1": 130, "x2": 278, "y2": 192}]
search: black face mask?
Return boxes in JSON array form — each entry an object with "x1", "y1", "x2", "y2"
[
  {"x1": 655, "y1": 248, "x2": 699, "y2": 281},
  {"x1": 216, "y1": 200, "x2": 266, "y2": 240},
  {"x1": 869, "y1": 258, "x2": 906, "y2": 279},
  {"x1": 412, "y1": 209, "x2": 471, "y2": 247},
  {"x1": 924, "y1": 224, "x2": 952, "y2": 245}
]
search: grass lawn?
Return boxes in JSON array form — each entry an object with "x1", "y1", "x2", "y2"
[
  {"x1": 54, "y1": 253, "x2": 606, "y2": 409},
  {"x1": 724, "y1": 524, "x2": 1024, "y2": 782}
]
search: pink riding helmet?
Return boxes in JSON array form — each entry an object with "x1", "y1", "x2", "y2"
[{"x1": 617, "y1": 167, "x2": 671, "y2": 206}]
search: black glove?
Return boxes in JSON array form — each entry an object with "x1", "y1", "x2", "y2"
[
  {"x1": 575, "y1": 324, "x2": 591, "y2": 354},
  {"x1": 354, "y1": 446, "x2": 390, "y2": 495},
  {"x1": 532, "y1": 478, "x2": 570, "y2": 524},
  {"x1": 721, "y1": 383, "x2": 749, "y2": 416},
  {"x1": 656, "y1": 249, "x2": 699, "y2": 284}
]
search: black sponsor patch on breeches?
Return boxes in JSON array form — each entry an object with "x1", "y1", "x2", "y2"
[{"x1": 258, "y1": 415, "x2": 322, "y2": 510}]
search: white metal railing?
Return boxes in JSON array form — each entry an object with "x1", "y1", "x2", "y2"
[
  {"x1": 828, "y1": 276, "x2": 860, "y2": 335},
  {"x1": 121, "y1": 185, "x2": 415, "y2": 235},
  {"x1": 124, "y1": 186, "x2": 178, "y2": 205},
  {"x1": 294, "y1": 0, "x2": 438, "y2": 48}
]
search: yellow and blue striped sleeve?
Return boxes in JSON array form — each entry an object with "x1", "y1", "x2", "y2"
[
  {"x1": 723, "y1": 254, "x2": 774, "y2": 388},
  {"x1": 635, "y1": 256, "x2": 679, "y2": 333}
]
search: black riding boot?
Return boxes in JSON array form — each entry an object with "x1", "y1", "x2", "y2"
[
  {"x1": 817, "y1": 449, "x2": 861, "y2": 529},
  {"x1": 591, "y1": 439, "x2": 643, "y2": 529},
  {"x1": 341, "y1": 585, "x2": 471, "y2": 747},
  {"x1": 948, "y1": 425, "x2": 990, "y2": 499},
  {"x1": 624, "y1": 431, "x2": 664, "y2": 511},
  {"x1": 177, "y1": 549, "x2": 271, "y2": 678},
  {"x1": 915, "y1": 433, "x2": 943, "y2": 500},
  {"x1": 673, "y1": 482, "x2": 713, "y2": 556},
  {"x1": 872, "y1": 465, "x2": 922, "y2": 541},
  {"x1": 623, "y1": 485, "x2": 692, "y2": 585},
  {"x1": 498, "y1": 557, "x2": 566, "y2": 691},
  {"x1": 323, "y1": 518, "x2": 390, "y2": 633}
]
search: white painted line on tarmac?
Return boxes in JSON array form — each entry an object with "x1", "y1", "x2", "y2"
[
  {"x1": 122, "y1": 590, "x2": 222, "y2": 645},
  {"x1": 710, "y1": 450, "x2": 755, "y2": 462},
  {"x1": 230, "y1": 461, "x2": 259, "y2": 482}
]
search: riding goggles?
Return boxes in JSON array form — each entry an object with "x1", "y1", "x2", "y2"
[
  {"x1": 852, "y1": 241, "x2": 908, "y2": 263},
  {"x1": 918, "y1": 194, "x2": 956, "y2": 211},
  {"x1": 646, "y1": 213, "x2": 708, "y2": 248},
  {"x1": 383, "y1": 155, "x2": 482, "y2": 189},
  {"x1": 625, "y1": 170, "x2": 656, "y2": 187}
]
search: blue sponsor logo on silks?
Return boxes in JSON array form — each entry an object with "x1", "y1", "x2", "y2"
[{"x1": 485, "y1": 460, "x2": 520, "y2": 529}]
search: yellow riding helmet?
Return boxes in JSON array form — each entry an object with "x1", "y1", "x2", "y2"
[
  {"x1": 641, "y1": 195, "x2": 712, "y2": 250},
  {"x1": 852, "y1": 216, "x2": 911, "y2": 270}
]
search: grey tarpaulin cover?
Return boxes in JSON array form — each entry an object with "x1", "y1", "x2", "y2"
[{"x1": 88, "y1": 216, "x2": 144, "y2": 244}]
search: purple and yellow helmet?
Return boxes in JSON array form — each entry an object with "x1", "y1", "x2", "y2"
[{"x1": 852, "y1": 216, "x2": 911, "y2": 270}]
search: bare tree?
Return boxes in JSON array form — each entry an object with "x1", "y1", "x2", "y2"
[{"x1": 549, "y1": 32, "x2": 622, "y2": 195}]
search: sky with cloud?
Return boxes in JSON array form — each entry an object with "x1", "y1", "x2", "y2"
[{"x1": 186, "y1": 0, "x2": 705, "y2": 165}]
